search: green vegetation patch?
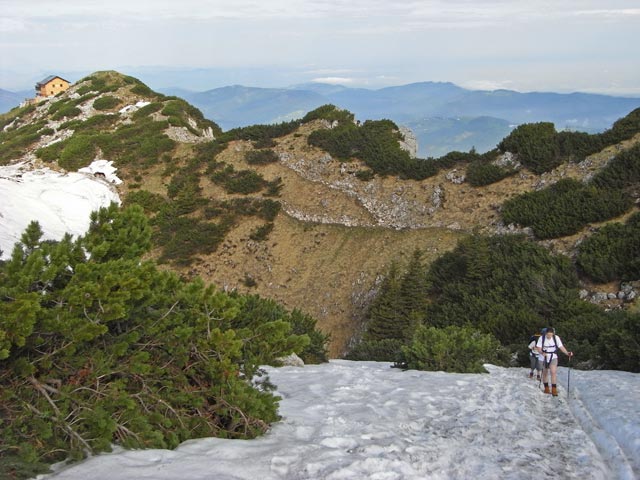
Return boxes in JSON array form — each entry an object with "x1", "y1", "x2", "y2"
[
  {"x1": 205, "y1": 198, "x2": 281, "y2": 222},
  {"x1": 160, "y1": 98, "x2": 222, "y2": 137},
  {"x1": 212, "y1": 165, "x2": 268, "y2": 194},
  {"x1": 61, "y1": 113, "x2": 119, "y2": 134},
  {"x1": 577, "y1": 212, "x2": 640, "y2": 283},
  {"x1": 220, "y1": 121, "x2": 299, "y2": 148},
  {"x1": 58, "y1": 135, "x2": 98, "y2": 170},
  {"x1": 349, "y1": 234, "x2": 640, "y2": 372},
  {"x1": 124, "y1": 190, "x2": 168, "y2": 214},
  {"x1": 130, "y1": 83, "x2": 155, "y2": 98},
  {"x1": 37, "y1": 117, "x2": 175, "y2": 168},
  {"x1": 501, "y1": 141, "x2": 640, "y2": 239},
  {"x1": 498, "y1": 108, "x2": 640, "y2": 174},
  {"x1": 403, "y1": 325, "x2": 503, "y2": 373},
  {"x1": 51, "y1": 104, "x2": 82, "y2": 121},
  {"x1": 499, "y1": 126, "x2": 640, "y2": 240},
  {"x1": 0, "y1": 120, "x2": 47, "y2": 164},
  {"x1": 0, "y1": 105, "x2": 35, "y2": 131},
  {"x1": 101, "y1": 119, "x2": 176, "y2": 166},
  {"x1": 591, "y1": 143, "x2": 640, "y2": 191},
  {"x1": 498, "y1": 122, "x2": 562, "y2": 174},
  {"x1": 132, "y1": 102, "x2": 163, "y2": 120},
  {"x1": 0, "y1": 205, "x2": 326, "y2": 478},
  {"x1": 245, "y1": 149, "x2": 279, "y2": 165},
  {"x1": 466, "y1": 160, "x2": 515, "y2": 186},
  {"x1": 93, "y1": 95, "x2": 121, "y2": 111},
  {"x1": 153, "y1": 211, "x2": 230, "y2": 265},
  {"x1": 308, "y1": 118, "x2": 439, "y2": 180},
  {"x1": 249, "y1": 222, "x2": 274, "y2": 241},
  {"x1": 501, "y1": 178, "x2": 631, "y2": 239},
  {"x1": 302, "y1": 104, "x2": 355, "y2": 124}
]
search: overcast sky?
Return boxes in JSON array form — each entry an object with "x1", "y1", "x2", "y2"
[{"x1": 1, "y1": 0, "x2": 639, "y2": 93}]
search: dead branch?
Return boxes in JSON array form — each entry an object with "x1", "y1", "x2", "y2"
[{"x1": 28, "y1": 376, "x2": 93, "y2": 452}]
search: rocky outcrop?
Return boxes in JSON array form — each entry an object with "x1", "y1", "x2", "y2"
[
  {"x1": 493, "y1": 151, "x2": 521, "y2": 169},
  {"x1": 276, "y1": 353, "x2": 305, "y2": 367},
  {"x1": 398, "y1": 126, "x2": 418, "y2": 158},
  {"x1": 278, "y1": 151, "x2": 440, "y2": 229},
  {"x1": 579, "y1": 281, "x2": 640, "y2": 309}
]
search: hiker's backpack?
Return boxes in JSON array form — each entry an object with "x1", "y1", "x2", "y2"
[
  {"x1": 528, "y1": 334, "x2": 541, "y2": 356},
  {"x1": 539, "y1": 332, "x2": 558, "y2": 354}
]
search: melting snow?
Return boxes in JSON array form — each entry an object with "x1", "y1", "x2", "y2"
[
  {"x1": 36, "y1": 361, "x2": 639, "y2": 480},
  {"x1": 0, "y1": 161, "x2": 120, "y2": 259}
]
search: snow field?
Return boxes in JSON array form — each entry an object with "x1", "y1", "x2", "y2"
[{"x1": 38, "y1": 360, "x2": 639, "y2": 480}]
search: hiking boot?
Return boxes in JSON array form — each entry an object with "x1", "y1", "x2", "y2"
[
  {"x1": 552, "y1": 386, "x2": 558, "y2": 396},
  {"x1": 544, "y1": 384, "x2": 550, "y2": 394},
  {"x1": 529, "y1": 372, "x2": 533, "y2": 378}
]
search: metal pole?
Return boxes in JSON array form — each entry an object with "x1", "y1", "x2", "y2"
[{"x1": 567, "y1": 355, "x2": 572, "y2": 401}]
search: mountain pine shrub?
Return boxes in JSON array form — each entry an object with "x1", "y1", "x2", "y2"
[
  {"x1": 576, "y1": 212, "x2": 640, "y2": 282},
  {"x1": 245, "y1": 149, "x2": 279, "y2": 165},
  {"x1": 302, "y1": 104, "x2": 355, "y2": 124},
  {"x1": 93, "y1": 95, "x2": 121, "y2": 111},
  {"x1": 501, "y1": 179, "x2": 632, "y2": 239},
  {"x1": 403, "y1": 325, "x2": 505, "y2": 373},
  {"x1": 0, "y1": 205, "x2": 324, "y2": 479},
  {"x1": 498, "y1": 122, "x2": 561, "y2": 174},
  {"x1": 466, "y1": 160, "x2": 514, "y2": 186}
]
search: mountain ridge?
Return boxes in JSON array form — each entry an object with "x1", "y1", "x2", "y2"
[
  {"x1": 1, "y1": 71, "x2": 639, "y2": 356},
  {"x1": 4, "y1": 79, "x2": 639, "y2": 157},
  {"x1": 159, "y1": 80, "x2": 640, "y2": 157}
]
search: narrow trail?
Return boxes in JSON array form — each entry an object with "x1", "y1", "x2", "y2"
[{"x1": 557, "y1": 368, "x2": 638, "y2": 480}]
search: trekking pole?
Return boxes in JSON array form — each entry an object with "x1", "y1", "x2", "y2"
[
  {"x1": 567, "y1": 355, "x2": 572, "y2": 401},
  {"x1": 538, "y1": 368, "x2": 542, "y2": 391}
]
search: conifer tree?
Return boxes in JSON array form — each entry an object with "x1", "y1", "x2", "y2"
[
  {"x1": 0, "y1": 205, "x2": 322, "y2": 479},
  {"x1": 83, "y1": 202, "x2": 152, "y2": 262},
  {"x1": 397, "y1": 249, "x2": 429, "y2": 339},
  {"x1": 364, "y1": 261, "x2": 404, "y2": 341}
]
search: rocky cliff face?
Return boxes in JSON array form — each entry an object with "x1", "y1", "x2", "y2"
[{"x1": 398, "y1": 126, "x2": 418, "y2": 158}]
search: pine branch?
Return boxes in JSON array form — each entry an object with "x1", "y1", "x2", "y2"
[{"x1": 27, "y1": 377, "x2": 93, "y2": 452}]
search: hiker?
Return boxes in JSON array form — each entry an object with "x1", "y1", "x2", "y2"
[
  {"x1": 536, "y1": 327, "x2": 573, "y2": 396},
  {"x1": 527, "y1": 332, "x2": 543, "y2": 379}
]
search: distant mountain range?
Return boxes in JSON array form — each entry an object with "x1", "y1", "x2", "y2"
[
  {"x1": 162, "y1": 82, "x2": 640, "y2": 158},
  {"x1": 0, "y1": 89, "x2": 31, "y2": 115},
  {"x1": 3, "y1": 79, "x2": 639, "y2": 158}
]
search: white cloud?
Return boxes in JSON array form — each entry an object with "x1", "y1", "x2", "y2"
[
  {"x1": 460, "y1": 79, "x2": 517, "y2": 91},
  {"x1": 6, "y1": 0, "x2": 639, "y2": 24},
  {"x1": 0, "y1": 17, "x2": 27, "y2": 32},
  {"x1": 572, "y1": 8, "x2": 640, "y2": 17},
  {"x1": 305, "y1": 68, "x2": 360, "y2": 76},
  {"x1": 312, "y1": 77, "x2": 357, "y2": 85}
]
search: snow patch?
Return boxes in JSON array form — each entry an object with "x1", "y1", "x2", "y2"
[
  {"x1": 119, "y1": 101, "x2": 151, "y2": 114},
  {"x1": 0, "y1": 162, "x2": 120, "y2": 259},
  {"x1": 35, "y1": 361, "x2": 639, "y2": 480},
  {"x1": 78, "y1": 159, "x2": 123, "y2": 185}
]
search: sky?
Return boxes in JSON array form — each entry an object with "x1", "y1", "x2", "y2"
[
  {"x1": 1, "y1": 0, "x2": 639, "y2": 94},
  {"x1": 35, "y1": 360, "x2": 639, "y2": 480}
]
